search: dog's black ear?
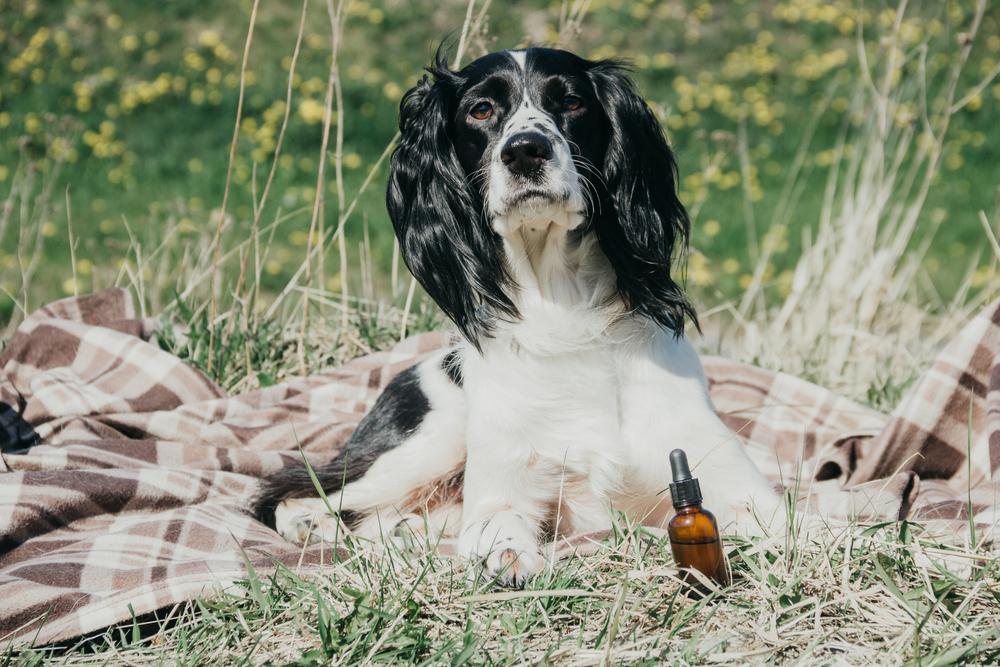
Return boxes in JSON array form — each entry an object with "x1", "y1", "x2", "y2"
[
  {"x1": 587, "y1": 62, "x2": 698, "y2": 336},
  {"x1": 387, "y1": 56, "x2": 517, "y2": 351}
]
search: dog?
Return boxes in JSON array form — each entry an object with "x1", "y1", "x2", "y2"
[{"x1": 254, "y1": 47, "x2": 784, "y2": 587}]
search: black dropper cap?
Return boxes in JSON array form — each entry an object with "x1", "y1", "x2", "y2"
[{"x1": 669, "y1": 449, "x2": 702, "y2": 509}]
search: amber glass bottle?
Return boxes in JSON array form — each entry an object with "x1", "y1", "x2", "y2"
[{"x1": 667, "y1": 449, "x2": 729, "y2": 589}]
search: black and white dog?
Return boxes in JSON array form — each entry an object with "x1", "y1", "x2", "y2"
[{"x1": 255, "y1": 47, "x2": 783, "y2": 586}]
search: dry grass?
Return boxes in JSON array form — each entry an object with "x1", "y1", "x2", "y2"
[{"x1": 13, "y1": 518, "x2": 1000, "y2": 666}]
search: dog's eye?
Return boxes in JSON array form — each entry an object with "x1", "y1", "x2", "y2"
[
  {"x1": 470, "y1": 102, "x2": 493, "y2": 120},
  {"x1": 563, "y1": 95, "x2": 582, "y2": 111}
]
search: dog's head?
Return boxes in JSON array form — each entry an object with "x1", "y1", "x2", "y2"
[{"x1": 387, "y1": 47, "x2": 696, "y2": 348}]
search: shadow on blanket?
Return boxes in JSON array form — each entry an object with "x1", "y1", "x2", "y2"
[{"x1": 2, "y1": 288, "x2": 999, "y2": 648}]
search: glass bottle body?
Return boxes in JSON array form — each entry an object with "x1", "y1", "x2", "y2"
[{"x1": 668, "y1": 504, "x2": 729, "y2": 588}]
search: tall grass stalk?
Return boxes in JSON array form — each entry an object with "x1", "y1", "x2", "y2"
[
  {"x1": 296, "y1": 0, "x2": 346, "y2": 375},
  {"x1": 208, "y1": 0, "x2": 260, "y2": 376},
  {"x1": 227, "y1": 0, "x2": 311, "y2": 345}
]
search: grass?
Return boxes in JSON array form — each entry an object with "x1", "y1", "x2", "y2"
[
  {"x1": 8, "y1": 520, "x2": 1000, "y2": 665},
  {"x1": 3, "y1": 0, "x2": 1000, "y2": 663}
]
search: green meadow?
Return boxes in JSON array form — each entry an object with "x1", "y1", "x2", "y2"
[{"x1": 1, "y1": 0, "x2": 997, "y2": 331}]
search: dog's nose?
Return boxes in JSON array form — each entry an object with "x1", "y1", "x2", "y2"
[{"x1": 501, "y1": 133, "x2": 553, "y2": 176}]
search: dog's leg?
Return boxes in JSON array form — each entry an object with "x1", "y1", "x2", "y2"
[
  {"x1": 456, "y1": 408, "x2": 552, "y2": 586},
  {"x1": 272, "y1": 418, "x2": 467, "y2": 544},
  {"x1": 622, "y1": 330, "x2": 787, "y2": 536}
]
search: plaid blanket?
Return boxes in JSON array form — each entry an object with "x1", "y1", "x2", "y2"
[{"x1": 1, "y1": 289, "x2": 998, "y2": 648}]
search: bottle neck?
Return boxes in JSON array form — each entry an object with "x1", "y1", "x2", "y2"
[{"x1": 673, "y1": 502, "x2": 703, "y2": 513}]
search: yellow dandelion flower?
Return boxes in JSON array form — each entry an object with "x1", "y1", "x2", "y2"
[
  {"x1": 106, "y1": 14, "x2": 123, "y2": 30},
  {"x1": 632, "y1": 3, "x2": 650, "y2": 19},
  {"x1": 99, "y1": 219, "x2": 115, "y2": 234},
  {"x1": 703, "y1": 220, "x2": 721, "y2": 237},
  {"x1": 722, "y1": 258, "x2": 739, "y2": 274},
  {"x1": 344, "y1": 152, "x2": 362, "y2": 169},
  {"x1": 383, "y1": 81, "x2": 403, "y2": 101},
  {"x1": 188, "y1": 158, "x2": 203, "y2": 173},
  {"x1": 199, "y1": 30, "x2": 221, "y2": 48},
  {"x1": 213, "y1": 44, "x2": 233, "y2": 62},
  {"x1": 298, "y1": 98, "x2": 326, "y2": 124},
  {"x1": 687, "y1": 254, "x2": 713, "y2": 286},
  {"x1": 652, "y1": 53, "x2": 675, "y2": 69},
  {"x1": 77, "y1": 259, "x2": 93, "y2": 275},
  {"x1": 971, "y1": 266, "x2": 994, "y2": 288}
]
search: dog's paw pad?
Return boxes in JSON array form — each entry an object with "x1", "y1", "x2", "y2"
[
  {"x1": 273, "y1": 498, "x2": 338, "y2": 544},
  {"x1": 482, "y1": 543, "x2": 546, "y2": 588}
]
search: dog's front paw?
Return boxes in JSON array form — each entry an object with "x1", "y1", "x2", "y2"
[
  {"x1": 273, "y1": 498, "x2": 340, "y2": 544},
  {"x1": 482, "y1": 541, "x2": 546, "y2": 587},
  {"x1": 461, "y1": 510, "x2": 546, "y2": 587}
]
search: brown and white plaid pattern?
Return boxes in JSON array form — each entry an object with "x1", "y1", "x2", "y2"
[{"x1": 2, "y1": 289, "x2": 999, "y2": 648}]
